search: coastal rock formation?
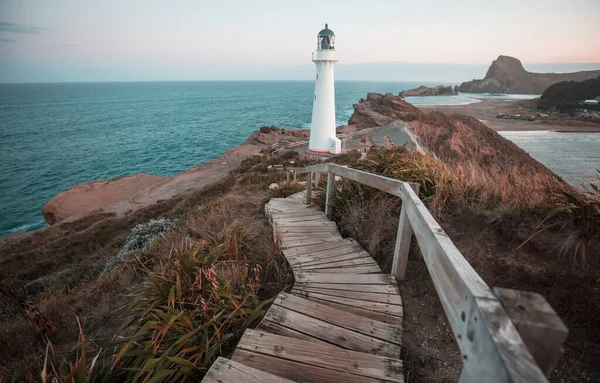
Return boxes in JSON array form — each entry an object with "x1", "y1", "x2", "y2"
[
  {"x1": 399, "y1": 85, "x2": 457, "y2": 97},
  {"x1": 458, "y1": 55, "x2": 600, "y2": 94},
  {"x1": 41, "y1": 128, "x2": 309, "y2": 225},
  {"x1": 347, "y1": 92, "x2": 424, "y2": 130},
  {"x1": 42, "y1": 174, "x2": 166, "y2": 225}
]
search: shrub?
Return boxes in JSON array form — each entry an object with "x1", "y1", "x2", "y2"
[
  {"x1": 104, "y1": 219, "x2": 181, "y2": 273},
  {"x1": 112, "y1": 226, "x2": 270, "y2": 382}
]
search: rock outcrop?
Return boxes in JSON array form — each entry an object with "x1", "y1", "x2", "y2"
[
  {"x1": 41, "y1": 128, "x2": 309, "y2": 225},
  {"x1": 458, "y1": 55, "x2": 600, "y2": 94},
  {"x1": 42, "y1": 174, "x2": 166, "y2": 225},
  {"x1": 344, "y1": 92, "x2": 555, "y2": 179},
  {"x1": 399, "y1": 85, "x2": 457, "y2": 97},
  {"x1": 347, "y1": 92, "x2": 424, "y2": 130}
]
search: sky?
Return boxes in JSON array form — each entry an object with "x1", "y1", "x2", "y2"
[{"x1": 0, "y1": 0, "x2": 599, "y2": 83}]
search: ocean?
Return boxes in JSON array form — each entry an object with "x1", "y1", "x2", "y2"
[{"x1": 0, "y1": 81, "x2": 597, "y2": 237}]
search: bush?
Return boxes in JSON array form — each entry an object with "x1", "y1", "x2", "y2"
[
  {"x1": 112, "y1": 225, "x2": 270, "y2": 382},
  {"x1": 104, "y1": 219, "x2": 181, "y2": 273}
]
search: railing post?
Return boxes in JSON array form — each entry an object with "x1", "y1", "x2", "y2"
[
  {"x1": 315, "y1": 172, "x2": 320, "y2": 187},
  {"x1": 325, "y1": 172, "x2": 335, "y2": 219},
  {"x1": 391, "y1": 202, "x2": 412, "y2": 281},
  {"x1": 286, "y1": 171, "x2": 290, "y2": 183},
  {"x1": 392, "y1": 183, "x2": 419, "y2": 281},
  {"x1": 293, "y1": 170, "x2": 297, "y2": 182},
  {"x1": 493, "y1": 287, "x2": 568, "y2": 377},
  {"x1": 306, "y1": 172, "x2": 312, "y2": 204}
]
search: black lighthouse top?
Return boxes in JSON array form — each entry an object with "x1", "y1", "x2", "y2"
[{"x1": 317, "y1": 23, "x2": 335, "y2": 50}]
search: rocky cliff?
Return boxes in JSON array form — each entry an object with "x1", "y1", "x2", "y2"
[
  {"x1": 347, "y1": 92, "x2": 424, "y2": 131},
  {"x1": 399, "y1": 85, "x2": 457, "y2": 97},
  {"x1": 458, "y1": 55, "x2": 600, "y2": 94}
]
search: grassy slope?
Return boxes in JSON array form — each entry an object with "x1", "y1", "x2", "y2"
[
  {"x1": 0, "y1": 151, "x2": 310, "y2": 382},
  {"x1": 318, "y1": 140, "x2": 599, "y2": 382}
]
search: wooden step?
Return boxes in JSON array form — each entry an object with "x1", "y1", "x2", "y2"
[
  {"x1": 232, "y1": 329, "x2": 404, "y2": 383},
  {"x1": 291, "y1": 289, "x2": 403, "y2": 326},
  {"x1": 260, "y1": 292, "x2": 402, "y2": 357},
  {"x1": 203, "y1": 357, "x2": 293, "y2": 383},
  {"x1": 295, "y1": 272, "x2": 397, "y2": 285}
]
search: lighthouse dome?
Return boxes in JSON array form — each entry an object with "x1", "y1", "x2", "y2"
[
  {"x1": 317, "y1": 23, "x2": 335, "y2": 50},
  {"x1": 318, "y1": 24, "x2": 335, "y2": 37}
]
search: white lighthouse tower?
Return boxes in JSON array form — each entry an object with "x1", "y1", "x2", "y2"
[{"x1": 309, "y1": 24, "x2": 341, "y2": 154}]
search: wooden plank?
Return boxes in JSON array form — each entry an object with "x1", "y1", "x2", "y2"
[
  {"x1": 391, "y1": 203, "x2": 412, "y2": 282},
  {"x1": 295, "y1": 272, "x2": 396, "y2": 285},
  {"x1": 305, "y1": 163, "x2": 405, "y2": 198},
  {"x1": 282, "y1": 236, "x2": 342, "y2": 248},
  {"x1": 325, "y1": 171, "x2": 335, "y2": 218},
  {"x1": 291, "y1": 290, "x2": 403, "y2": 318},
  {"x1": 494, "y1": 287, "x2": 568, "y2": 376},
  {"x1": 263, "y1": 305, "x2": 401, "y2": 357},
  {"x1": 258, "y1": 320, "x2": 334, "y2": 346},
  {"x1": 294, "y1": 282, "x2": 400, "y2": 295},
  {"x1": 203, "y1": 357, "x2": 294, "y2": 383},
  {"x1": 295, "y1": 253, "x2": 377, "y2": 268},
  {"x1": 236, "y1": 329, "x2": 404, "y2": 382},
  {"x1": 284, "y1": 239, "x2": 357, "y2": 256},
  {"x1": 280, "y1": 234, "x2": 339, "y2": 242},
  {"x1": 294, "y1": 286, "x2": 403, "y2": 305},
  {"x1": 286, "y1": 246, "x2": 367, "y2": 266},
  {"x1": 294, "y1": 252, "x2": 374, "y2": 266},
  {"x1": 277, "y1": 226, "x2": 339, "y2": 234},
  {"x1": 274, "y1": 293, "x2": 402, "y2": 344},
  {"x1": 292, "y1": 293, "x2": 403, "y2": 325},
  {"x1": 274, "y1": 221, "x2": 337, "y2": 228},
  {"x1": 232, "y1": 350, "x2": 389, "y2": 383},
  {"x1": 306, "y1": 171, "x2": 312, "y2": 203},
  {"x1": 272, "y1": 215, "x2": 325, "y2": 223},
  {"x1": 304, "y1": 265, "x2": 382, "y2": 274},
  {"x1": 270, "y1": 210, "x2": 322, "y2": 218}
]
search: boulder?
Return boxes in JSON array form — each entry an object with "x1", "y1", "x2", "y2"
[{"x1": 347, "y1": 92, "x2": 424, "y2": 130}]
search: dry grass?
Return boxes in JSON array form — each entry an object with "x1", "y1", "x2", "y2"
[
  {"x1": 0, "y1": 152, "x2": 298, "y2": 382},
  {"x1": 314, "y1": 146, "x2": 600, "y2": 382}
]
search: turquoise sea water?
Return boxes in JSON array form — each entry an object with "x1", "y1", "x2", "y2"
[
  {"x1": 0, "y1": 81, "x2": 437, "y2": 236},
  {"x1": 0, "y1": 81, "x2": 597, "y2": 237}
]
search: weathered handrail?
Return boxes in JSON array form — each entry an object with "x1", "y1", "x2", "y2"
[{"x1": 287, "y1": 162, "x2": 567, "y2": 383}]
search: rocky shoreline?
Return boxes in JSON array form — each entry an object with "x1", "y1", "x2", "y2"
[{"x1": 40, "y1": 127, "x2": 309, "y2": 226}]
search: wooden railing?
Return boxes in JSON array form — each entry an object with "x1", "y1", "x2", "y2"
[{"x1": 286, "y1": 163, "x2": 568, "y2": 383}]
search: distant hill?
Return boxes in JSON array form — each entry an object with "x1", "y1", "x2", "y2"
[
  {"x1": 538, "y1": 76, "x2": 600, "y2": 112},
  {"x1": 457, "y1": 56, "x2": 600, "y2": 94}
]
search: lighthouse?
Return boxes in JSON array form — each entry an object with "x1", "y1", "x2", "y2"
[{"x1": 309, "y1": 24, "x2": 341, "y2": 154}]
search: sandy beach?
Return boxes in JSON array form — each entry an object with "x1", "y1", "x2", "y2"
[{"x1": 419, "y1": 98, "x2": 600, "y2": 132}]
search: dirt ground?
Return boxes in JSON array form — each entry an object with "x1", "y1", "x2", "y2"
[{"x1": 419, "y1": 99, "x2": 600, "y2": 132}]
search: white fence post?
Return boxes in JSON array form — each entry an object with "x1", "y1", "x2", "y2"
[
  {"x1": 391, "y1": 203, "x2": 412, "y2": 281},
  {"x1": 306, "y1": 172, "x2": 312, "y2": 204},
  {"x1": 325, "y1": 172, "x2": 335, "y2": 219}
]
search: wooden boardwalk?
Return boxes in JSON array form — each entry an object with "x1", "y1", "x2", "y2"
[{"x1": 203, "y1": 190, "x2": 404, "y2": 382}]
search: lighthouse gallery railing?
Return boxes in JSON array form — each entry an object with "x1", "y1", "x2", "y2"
[{"x1": 287, "y1": 163, "x2": 567, "y2": 383}]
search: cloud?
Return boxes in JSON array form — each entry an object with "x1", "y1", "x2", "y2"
[
  {"x1": 0, "y1": 37, "x2": 18, "y2": 43},
  {"x1": 52, "y1": 43, "x2": 78, "y2": 48},
  {"x1": 0, "y1": 21, "x2": 50, "y2": 34}
]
